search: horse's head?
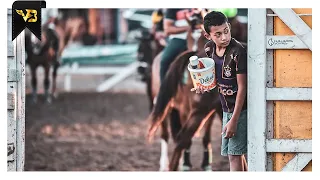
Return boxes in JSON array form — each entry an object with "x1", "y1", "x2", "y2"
[
  {"x1": 27, "y1": 28, "x2": 58, "y2": 58},
  {"x1": 187, "y1": 9, "x2": 205, "y2": 30},
  {"x1": 186, "y1": 9, "x2": 209, "y2": 52},
  {"x1": 135, "y1": 29, "x2": 155, "y2": 81},
  {"x1": 136, "y1": 29, "x2": 154, "y2": 63}
]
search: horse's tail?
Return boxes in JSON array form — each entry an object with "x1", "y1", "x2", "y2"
[{"x1": 147, "y1": 50, "x2": 197, "y2": 135}]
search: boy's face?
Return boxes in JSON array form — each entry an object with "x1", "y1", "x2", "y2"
[{"x1": 205, "y1": 22, "x2": 231, "y2": 48}]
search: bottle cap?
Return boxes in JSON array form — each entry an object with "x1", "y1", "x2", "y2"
[{"x1": 189, "y1": 56, "x2": 199, "y2": 66}]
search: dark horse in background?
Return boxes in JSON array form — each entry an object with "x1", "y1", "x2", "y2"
[
  {"x1": 137, "y1": 9, "x2": 223, "y2": 171},
  {"x1": 25, "y1": 15, "x2": 87, "y2": 104},
  {"x1": 25, "y1": 27, "x2": 60, "y2": 103},
  {"x1": 136, "y1": 8, "x2": 166, "y2": 111},
  {"x1": 136, "y1": 20, "x2": 166, "y2": 110}
]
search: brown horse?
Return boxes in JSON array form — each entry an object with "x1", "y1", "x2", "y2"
[
  {"x1": 145, "y1": 9, "x2": 223, "y2": 171},
  {"x1": 25, "y1": 16, "x2": 86, "y2": 103}
]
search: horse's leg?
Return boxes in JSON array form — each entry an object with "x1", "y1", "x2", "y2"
[
  {"x1": 159, "y1": 119, "x2": 169, "y2": 171},
  {"x1": 180, "y1": 143, "x2": 192, "y2": 171},
  {"x1": 50, "y1": 27, "x2": 60, "y2": 99},
  {"x1": 169, "y1": 111, "x2": 208, "y2": 171},
  {"x1": 167, "y1": 108, "x2": 192, "y2": 171},
  {"x1": 169, "y1": 139, "x2": 190, "y2": 171},
  {"x1": 146, "y1": 76, "x2": 153, "y2": 111},
  {"x1": 44, "y1": 64, "x2": 52, "y2": 103},
  {"x1": 52, "y1": 61, "x2": 59, "y2": 98},
  {"x1": 201, "y1": 116, "x2": 214, "y2": 171},
  {"x1": 30, "y1": 64, "x2": 38, "y2": 103},
  {"x1": 169, "y1": 108, "x2": 193, "y2": 171}
]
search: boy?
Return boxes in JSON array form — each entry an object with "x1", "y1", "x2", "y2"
[{"x1": 193, "y1": 11, "x2": 248, "y2": 171}]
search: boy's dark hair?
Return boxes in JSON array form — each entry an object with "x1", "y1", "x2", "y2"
[{"x1": 203, "y1": 11, "x2": 228, "y2": 34}]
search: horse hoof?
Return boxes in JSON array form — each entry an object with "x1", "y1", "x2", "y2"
[
  {"x1": 46, "y1": 96, "x2": 52, "y2": 104},
  {"x1": 179, "y1": 165, "x2": 192, "y2": 171},
  {"x1": 202, "y1": 165, "x2": 212, "y2": 171},
  {"x1": 159, "y1": 167, "x2": 169, "y2": 171},
  {"x1": 53, "y1": 92, "x2": 59, "y2": 99},
  {"x1": 32, "y1": 97, "x2": 38, "y2": 104}
]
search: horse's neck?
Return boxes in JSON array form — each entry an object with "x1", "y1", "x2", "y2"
[
  {"x1": 187, "y1": 30, "x2": 207, "y2": 54},
  {"x1": 197, "y1": 36, "x2": 208, "y2": 55},
  {"x1": 186, "y1": 30, "x2": 194, "y2": 51},
  {"x1": 185, "y1": 34, "x2": 208, "y2": 85},
  {"x1": 152, "y1": 40, "x2": 162, "y2": 59}
]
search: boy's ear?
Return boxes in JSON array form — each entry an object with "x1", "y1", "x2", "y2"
[{"x1": 204, "y1": 32, "x2": 211, "y2": 40}]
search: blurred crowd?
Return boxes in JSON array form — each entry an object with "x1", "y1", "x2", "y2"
[{"x1": 40, "y1": 8, "x2": 246, "y2": 47}]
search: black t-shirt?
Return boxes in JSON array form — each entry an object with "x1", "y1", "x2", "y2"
[{"x1": 205, "y1": 39, "x2": 247, "y2": 113}]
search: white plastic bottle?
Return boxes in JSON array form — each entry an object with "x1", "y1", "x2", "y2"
[{"x1": 189, "y1": 56, "x2": 199, "y2": 69}]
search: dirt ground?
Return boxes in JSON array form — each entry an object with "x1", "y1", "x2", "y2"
[{"x1": 24, "y1": 65, "x2": 229, "y2": 171}]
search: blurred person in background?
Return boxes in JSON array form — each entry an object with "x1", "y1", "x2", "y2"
[
  {"x1": 159, "y1": 9, "x2": 190, "y2": 84},
  {"x1": 151, "y1": 9, "x2": 167, "y2": 46}
]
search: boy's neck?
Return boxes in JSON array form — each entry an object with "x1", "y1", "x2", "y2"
[{"x1": 215, "y1": 45, "x2": 227, "y2": 57}]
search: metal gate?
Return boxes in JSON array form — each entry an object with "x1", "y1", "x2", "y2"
[
  {"x1": 248, "y1": 8, "x2": 312, "y2": 171},
  {"x1": 7, "y1": 9, "x2": 26, "y2": 171}
]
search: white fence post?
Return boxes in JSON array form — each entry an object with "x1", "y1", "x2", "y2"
[
  {"x1": 247, "y1": 8, "x2": 267, "y2": 171},
  {"x1": 7, "y1": 9, "x2": 25, "y2": 171}
]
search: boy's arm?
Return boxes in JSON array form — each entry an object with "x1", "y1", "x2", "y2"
[
  {"x1": 230, "y1": 74, "x2": 247, "y2": 123},
  {"x1": 230, "y1": 48, "x2": 247, "y2": 123},
  {"x1": 164, "y1": 9, "x2": 189, "y2": 36},
  {"x1": 164, "y1": 20, "x2": 189, "y2": 35}
]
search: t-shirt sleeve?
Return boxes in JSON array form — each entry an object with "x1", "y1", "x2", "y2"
[
  {"x1": 235, "y1": 47, "x2": 247, "y2": 74},
  {"x1": 204, "y1": 41, "x2": 214, "y2": 58},
  {"x1": 165, "y1": 9, "x2": 177, "y2": 21}
]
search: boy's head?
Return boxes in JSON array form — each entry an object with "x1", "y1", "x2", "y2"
[{"x1": 203, "y1": 11, "x2": 231, "y2": 47}]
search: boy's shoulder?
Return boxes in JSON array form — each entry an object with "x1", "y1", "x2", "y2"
[{"x1": 229, "y1": 38, "x2": 247, "y2": 54}]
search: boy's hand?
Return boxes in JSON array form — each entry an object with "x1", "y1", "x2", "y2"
[
  {"x1": 190, "y1": 85, "x2": 209, "y2": 94},
  {"x1": 222, "y1": 119, "x2": 238, "y2": 139}
]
